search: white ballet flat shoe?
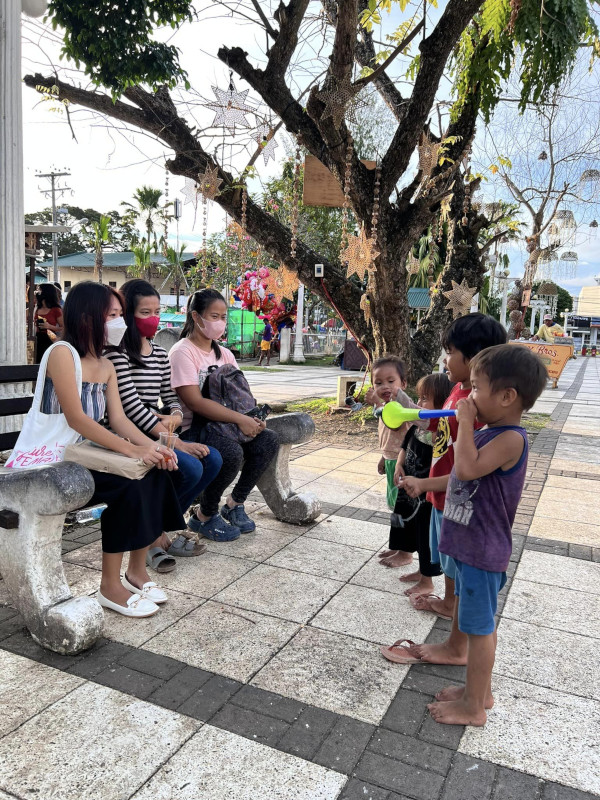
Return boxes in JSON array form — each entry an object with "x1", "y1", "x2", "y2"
[
  {"x1": 122, "y1": 574, "x2": 168, "y2": 604},
  {"x1": 97, "y1": 591, "x2": 159, "y2": 618}
]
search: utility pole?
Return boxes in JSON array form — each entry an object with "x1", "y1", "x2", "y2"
[{"x1": 36, "y1": 169, "x2": 71, "y2": 282}]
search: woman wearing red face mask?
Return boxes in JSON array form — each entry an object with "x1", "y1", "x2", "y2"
[
  {"x1": 169, "y1": 289, "x2": 279, "y2": 541},
  {"x1": 104, "y1": 280, "x2": 224, "y2": 572}
]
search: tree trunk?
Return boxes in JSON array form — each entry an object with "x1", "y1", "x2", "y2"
[{"x1": 96, "y1": 245, "x2": 103, "y2": 285}]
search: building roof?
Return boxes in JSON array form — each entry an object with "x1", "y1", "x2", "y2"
[
  {"x1": 408, "y1": 287, "x2": 431, "y2": 309},
  {"x1": 38, "y1": 251, "x2": 198, "y2": 269}
]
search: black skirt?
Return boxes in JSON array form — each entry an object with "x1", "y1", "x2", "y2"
[{"x1": 89, "y1": 469, "x2": 185, "y2": 553}]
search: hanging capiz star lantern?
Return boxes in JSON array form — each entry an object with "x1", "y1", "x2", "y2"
[
  {"x1": 342, "y1": 225, "x2": 380, "y2": 281},
  {"x1": 314, "y1": 75, "x2": 360, "y2": 128},
  {"x1": 443, "y1": 279, "x2": 477, "y2": 318},
  {"x1": 181, "y1": 177, "x2": 200, "y2": 210},
  {"x1": 405, "y1": 254, "x2": 421, "y2": 276},
  {"x1": 266, "y1": 265, "x2": 299, "y2": 302},
  {"x1": 255, "y1": 123, "x2": 279, "y2": 165},
  {"x1": 197, "y1": 163, "x2": 222, "y2": 201},
  {"x1": 208, "y1": 77, "x2": 252, "y2": 132}
]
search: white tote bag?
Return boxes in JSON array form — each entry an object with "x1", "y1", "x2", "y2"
[{"x1": 5, "y1": 341, "x2": 83, "y2": 469}]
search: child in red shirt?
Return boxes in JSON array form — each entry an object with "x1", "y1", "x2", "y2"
[{"x1": 382, "y1": 313, "x2": 507, "y2": 667}]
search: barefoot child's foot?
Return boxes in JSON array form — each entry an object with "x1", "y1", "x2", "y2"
[
  {"x1": 378, "y1": 549, "x2": 398, "y2": 560},
  {"x1": 403, "y1": 575, "x2": 435, "y2": 596},
  {"x1": 428, "y1": 698, "x2": 487, "y2": 727},
  {"x1": 435, "y1": 685, "x2": 494, "y2": 709},
  {"x1": 399, "y1": 569, "x2": 422, "y2": 583},
  {"x1": 380, "y1": 551, "x2": 414, "y2": 568},
  {"x1": 413, "y1": 641, "x2": 467, "y2": 665},
  {"x1": 410, "y1": 593, "x2": 454, "y2": 620}
]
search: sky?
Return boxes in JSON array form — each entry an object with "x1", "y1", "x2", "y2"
[{"x1": 20, "y1": 4, "x2": 600, "y2": 298}]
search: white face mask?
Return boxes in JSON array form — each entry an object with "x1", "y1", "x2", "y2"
[{"x1": 105, "y1": 316, "x2": 127, "y2": 347}]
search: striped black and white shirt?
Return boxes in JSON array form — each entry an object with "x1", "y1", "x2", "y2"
[{"x1": 105, "y1": 344, "x2": 182, "y2": 435}]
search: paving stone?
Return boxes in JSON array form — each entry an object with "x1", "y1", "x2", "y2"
[
  {"x1": 403, "y1": 670, "x2": 462, "y2": 698},
  {"x1": 541, "y1": 783, "x2": 600, "y2": 800},
  {"x1": 210, "y1": 702, "x2": 290, "y2": 746},
  {"x1": 439, "y1": 753, "x2": 496, "y2": 800},
  {"x1": 313, "y1": 715, "x2": 375, "y2": 774},
  {"x1": 380, "y1": 688, "x2": 431, "y2": 737},
  {"x1": 418, "y1": 713, "x2": 465, "y2": 750},
  {"x1": 230, "y1": 684, "x2": 304, "y2": 723},
  {"x1": 61, "y1": 540, "x2": 85, "y2": 553},
  {"x1": 354, "y1": 751, "x2": 444, "y2": 800},
  {"x1": 0, "y1": 606, "x2": 17, "y2": 623},
  {"x1": 411, "y1": 661, "x2": 467, "y2": 685},
  {"x1": 277, "y1": 706, "x2": 339, "y2": 761},
  {"x1": 351, "y1": 508, "x2": 375, "y2": 521},
  {"x1": 0, "y1": 629, "x2": 85, "y2": 670},
  {"x1": 178, "y1": 674, "x2": 242, "y2": 721},
  {"x1": 568, "y1": 544, "x2": 592, "y2": 560},
  {"x1": 368, "y1": 728, "x2": 453, "y2": 776},
  {"x1": 94, "y1": 664, "x2": 164, "y2": 699},
  {"x1": 118, "y1": 649, "x2": 185, "y2": 681},
  {"x1": 146, "y1": 665, "x2": 213, "y2": 711},
  {"x1": 65, "y1": 639, "x2": 134, "y2": 678},
  {"x1": 333, "y1": 506, "x2": 357, "y2": 518},
  {"x1": 492, "y1": 767, "x2": 541, "y2": 800},
  {"x1": 0, "y1": 614, "x2": 26, "y2": 641},
  {"x1": 338, "y1": 779, "x2": 390, "y2": 800}
]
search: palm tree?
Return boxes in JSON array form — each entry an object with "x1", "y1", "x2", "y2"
[
  {"x1": 129, "y1": 239, "x2": 153, "y2": 282},
  {"x1": 164, "y1": 244, "x2": 189, "y2": 311},
  {"x1": 122, "y1": 186, "x2": 165, "y2": 249},
  {"x1": 83, "y1": 215, "x2": 112, "y2": 284}
]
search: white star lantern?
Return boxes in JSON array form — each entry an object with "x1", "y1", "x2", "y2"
[
  {"x1": 181, "y1": 177, "x2": 200, "y2": 210},
  {"x1": 255, "y1": 123, "x2": 279, "y2": 165},
  {"x1": 208, "y1": 83, "x2": 252, "y2": 132}
]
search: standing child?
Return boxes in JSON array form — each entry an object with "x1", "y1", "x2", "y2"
[
  {"x1": 392, "y1": 373, "x2": 453, "y2": 597},
  {"x1": 365, "y1": 356, "x2": 412, "y2": 568},
  {"x1": 429, "y1": 344, "x2": 546, "y2": 725},
  {"x1": 382, "y1": 313, "x2": 507, "y2": 666}
]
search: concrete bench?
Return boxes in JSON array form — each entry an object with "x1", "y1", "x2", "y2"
[{"x1": 0, "y1": 362, "x2": 320, "y2": 656}]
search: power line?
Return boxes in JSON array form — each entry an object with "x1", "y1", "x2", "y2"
[{"x1": 36, "y1": 169, "x2": 71, "y2": 282}]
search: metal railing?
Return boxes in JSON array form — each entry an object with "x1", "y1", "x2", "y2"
[{"x1": 289, "y1": 330, "x2": 347, "y2": 357}]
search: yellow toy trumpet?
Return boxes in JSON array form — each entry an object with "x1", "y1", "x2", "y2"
[{"x1": 374, "y1": 402, "x2": 456, "y2": 430}]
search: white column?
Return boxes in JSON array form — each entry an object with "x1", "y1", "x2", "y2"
[
  {"x1": 530, "y1": 307, "x2": 537, "y2": 334},
  {"x1": 293, "y1": 283, "x2": 305, "y2": 362}
]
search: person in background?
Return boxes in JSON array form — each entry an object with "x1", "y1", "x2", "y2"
[
  {"x1": 34, "y1": 283, "x2": 63, "y2": 363},
  {"x1": 533, "y1": 313, "x2": 564, "y2": 342},
  {"x1": 257, "y1": 319, "x2": 273, "y2": 366},
  {"x1": 105, "y1": 279, "x2": 224, "y2": 572},
  {"x1": 53, "y1": 282, "x2": 64, "y2": 307}
]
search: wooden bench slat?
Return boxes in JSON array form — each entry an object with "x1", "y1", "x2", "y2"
[
  {"x1": 0, "y1": 431, "x2": 20, "y2": 451},
  {"x1": 0, "y1": 365, "x2": 39, "y2": 383},
  {"x1": 0, "y1": 397, "x2": 33, "y2": 417}
]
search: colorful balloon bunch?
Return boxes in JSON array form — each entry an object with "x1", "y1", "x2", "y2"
[{"x1": 232, "y1": 267, "x2": 296, "y2": 331}]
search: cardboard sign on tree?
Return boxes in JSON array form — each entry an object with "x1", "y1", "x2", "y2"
[{"x1": 303, "y1": 155, "x2": 376, "y2": 208}]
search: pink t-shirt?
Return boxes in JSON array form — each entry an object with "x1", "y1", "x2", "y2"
[{"x1": 169, "y1": 338, "x2": 238, "y2": 431}]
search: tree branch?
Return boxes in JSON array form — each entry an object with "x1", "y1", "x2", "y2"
[
  {"x1": 250, "y1": 0, "x2": 279, "y2": 40},
  {"x1": 264, "y1": 0, "x2": 311, "y2": 81},
  {"x1": 354, "y1": 20, "x2": 424, "y2": 90}
]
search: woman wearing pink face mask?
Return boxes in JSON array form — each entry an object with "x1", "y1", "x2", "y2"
[
  {"x1": 169, "y1": 289, "x2": 279, "y2": 541},
  {"x1": 104, "y1": 280, "x2": 224, "y2": 570}
]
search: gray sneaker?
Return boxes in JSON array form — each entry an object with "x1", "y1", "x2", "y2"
[{"x1": 220, "y1": 503, "x2": 256, "y2": 533}]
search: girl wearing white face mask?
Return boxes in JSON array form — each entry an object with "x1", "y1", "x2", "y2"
[
  {"x1": 170, "y1": 289, "x2": 279, "y2": 541},
  {"x1": 45, "y1": 281, "x2": 185, "y2": 618}
]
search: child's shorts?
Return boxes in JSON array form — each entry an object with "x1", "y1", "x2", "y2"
[
  {"x1": 384, "y1": 459, "x2": 398, "y2": 509},
  {"x1": 454, "y1": 559, "x2": 507, "y2": 635},
  {"x1": 429, "y1": 507, "x2": 456, "y2": 579},
  {"x1": 260, "y1": 340, "x2": 271, "y2": 351}
]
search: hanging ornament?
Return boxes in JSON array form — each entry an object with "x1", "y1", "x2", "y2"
[
  {"x1": 558, "y1": 251, "x2": 578, "y2": 280},
  {"x1": 342, "y1": 225, "x2": 380, "y2": 281},
  {"x1": 340, "y1": 134, "x2": 353, "y2": 256},
  {"x1": 290, "y1": 145, "x2": 301, "y2": 260},
  {"x1": 315, "y1": 75, "x2": 360, "y2": 128},
  {"x1": 197, "y1": 163, "x2": 222, "y2": 201},
  {"x1": 369, "y1": 165, "x2": 381, "y2": 271},
  {"x1": 239, "y1": 187, "x2": 248, "y2": 262},
  {"x1": 163, "y1": 166, "x2": 169, "y2": 257},
  {"x1": 553, "y1": 209, "x2": 576, "y2": 230},
  {"x1": 406, "y1": 254, "x2": 421, "y2": 276},
  {"x1": 267, "y1": 264, "x2": 299, "y2": 301},
  {"x1": 418, "y1": 134, "x2": 440, "y2": 175},
  {"x1": 255, "y1": 123, "x2": 279, "y2": 164},
  {"x1": 361, "y1": 272, "x2": 376, "y2": 326},
  {"x1": 208, "y1": 74, "x2": 252, "y2": 132},
  {"x1": 443, "y1": 279, "x2": 478, "y2": 318}
]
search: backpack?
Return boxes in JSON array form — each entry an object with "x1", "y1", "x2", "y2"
[{"x1": 200, "y1": 364, "x2": 258, "y2": 443}]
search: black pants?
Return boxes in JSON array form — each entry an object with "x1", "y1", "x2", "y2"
[
  {"x1": 182, "y1": 426, "x2": 279, "y2": 516},
  {"x1": 389, "y1": 493, "x2": 441, "y2": 578}
]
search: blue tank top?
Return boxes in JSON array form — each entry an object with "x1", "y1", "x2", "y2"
[{"x1": 439, "y1": 425, "x2": 528, "y2": 572}]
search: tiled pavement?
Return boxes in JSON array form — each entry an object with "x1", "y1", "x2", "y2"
[
  {"x1": 244, "y1": 364, "x2": 366, "y2": 405},
  {"x1": 0, "y1": 359, "x2": 599, "y2": 799}
]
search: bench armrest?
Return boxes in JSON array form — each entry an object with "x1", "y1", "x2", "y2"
[
  {"x1": 0, "y1": 462, "x2": 94, "y2": 517},
  {"x1": 266, "y1": 412, "x2": 315, "y2": 445}
]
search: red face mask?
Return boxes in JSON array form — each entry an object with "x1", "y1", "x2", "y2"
[{"x1": 135, "y1": 315, "x2": 160, "y2": 338}]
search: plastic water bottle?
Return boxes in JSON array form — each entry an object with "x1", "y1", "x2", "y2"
[{"x1": 75, "y1": 504, "x2": 107, "y2": 523}]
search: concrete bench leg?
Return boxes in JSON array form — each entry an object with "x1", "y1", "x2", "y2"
[
  {"x1": 0, "y1": 463, "x2": 103, "y2": 655},
  {"x1": 259, "y1": 412, "x2": 321, "y2": 525}
]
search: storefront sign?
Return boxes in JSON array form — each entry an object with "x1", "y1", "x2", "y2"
[
  {"x1": 570, "y1": 315, "x2": 591, "y2": 329},
  {"x1": 509, "y1": 340, "x2": 573, "y2": 384}
]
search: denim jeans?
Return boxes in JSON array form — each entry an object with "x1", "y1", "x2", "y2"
[{"x1": 170, "y1": 446, "x2": 223, "y2": 514}]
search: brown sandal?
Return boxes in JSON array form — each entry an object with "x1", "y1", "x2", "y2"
[
  {"x1": 380, "y1": 639, "x2": 424, "y2": 664},
  {"x1": 409, "y1": 593, "x2": 453, "y2": 620}
]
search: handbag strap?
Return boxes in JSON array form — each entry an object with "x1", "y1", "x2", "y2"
[{"x1": 31, "y1": 341, "x2": 83, "y2": 414}]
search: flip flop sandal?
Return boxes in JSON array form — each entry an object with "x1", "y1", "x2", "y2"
[
  {"x1": 146, "y1": 547, "x2": 177, "y2": 574},
  {"x1": 410, "y1": 593, "x2": 453, "y2": 620},
  {"x1": 167, "y1": 533, "x2": 208, "y2": 558},
  {"x1": 380, "y1": 639, "x2": 425, "y2": 665}
]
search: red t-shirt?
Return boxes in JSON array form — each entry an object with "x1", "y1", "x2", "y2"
[{"x1": 427, "y1": 383, "x2": 482, "y2": 510}]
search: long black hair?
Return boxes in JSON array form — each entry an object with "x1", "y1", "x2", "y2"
[
  {"x1": 36, "y1": 283, "x2": 61, "y2": 310},
  {"x1": 180, "y1": 288, "x2": 225, "y2": 359},
  {"x1": 63, "y1": 281, "x2": 124, "y2": 358},
  {"x1": 118, "y1": 278, "x2": 161, "y2": 367}
]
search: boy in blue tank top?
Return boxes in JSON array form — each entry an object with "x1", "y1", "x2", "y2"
[{"x1": 429, "y1": 344, "x2": 547, "y2": 727}]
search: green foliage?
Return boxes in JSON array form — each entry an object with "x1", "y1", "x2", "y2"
[
  {"x1": 122, "y1": 185, "x2": 166, "y2": 247},
  {"x1": 452, "y1": 0, "x2": 598, "y2": 122},
  {"x1": 47, "y1": 0, "x2": 193, "y2": 96}
]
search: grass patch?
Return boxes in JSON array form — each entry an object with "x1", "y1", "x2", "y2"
[
  {"x1": 241, "y1": 365, "x2": 286, "y2": 372},
  {"x1": 280, "y1": 356, "x2": 339, "y2": 367},
  {"x1": 522, "y1": 412, "x2": 551, "y2": 435}
]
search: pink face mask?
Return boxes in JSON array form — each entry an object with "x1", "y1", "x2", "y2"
[{"x1": 196, "y1": 316, "x2": 226, "y2": 340}]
